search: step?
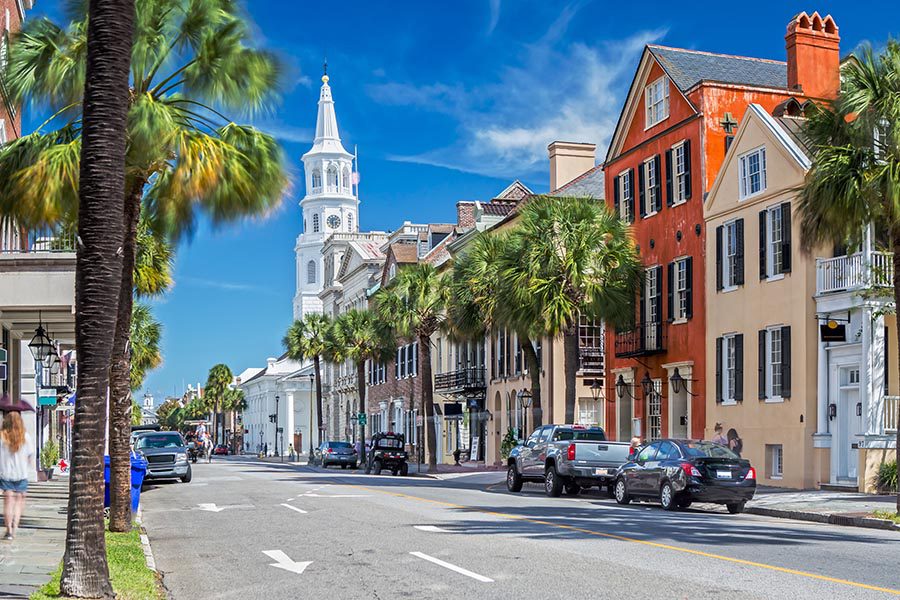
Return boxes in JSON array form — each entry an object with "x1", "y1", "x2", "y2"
[{"x1": 819, "y1": 482, "x2": 859, "y2": 492}]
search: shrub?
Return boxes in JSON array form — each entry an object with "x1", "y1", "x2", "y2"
[
  {"x1": 876, "y1": 460, "x2": 897, "y2": 493},
  {"x1": 500, "y1": 428, "x2": 519, "y2": 461},
  {"x1": 40, "y1": 440, "x2": 60, "y2": 470}
]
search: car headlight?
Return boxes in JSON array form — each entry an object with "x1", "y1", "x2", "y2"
[{"x1": 175, "y1": 452, "x2": 188, "y2": 462}]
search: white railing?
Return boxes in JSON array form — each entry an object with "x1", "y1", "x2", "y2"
[
  {"x1": 885, "y1": 396, "x2": 898, "y2": 433},
  {"x1": 816, "y1": 252, "x2": 893, "y2": 295}
]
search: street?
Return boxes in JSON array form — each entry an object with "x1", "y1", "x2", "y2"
[{"x1": 140, "y1": 458, "x2": 900, "y2": 600}]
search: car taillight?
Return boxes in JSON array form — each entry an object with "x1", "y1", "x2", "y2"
[
  {"x1": 325, "y1": 448, "x2": 334, "y2": 454},
  {"x1": 567, "y1": 443, "x2": 576, "y2": 461},
  {"x1": 681, "y1": 462, "x2": 702, "y2": 477},
  {"x1": 744, "y1": 467, "x2": 756, "y2": 480}
]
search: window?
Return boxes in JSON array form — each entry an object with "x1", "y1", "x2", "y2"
[
  {"x1": 614, "y1": 170, "x2": 634, "y2": 223},
  {"x1": 646, "y1": 381, "x2": 662, "y2": 441},
  {"x1": 311, "y1": 170, "x2": 322, "y2": 191},
  {"x1": 759, "y1": 326, "x2": 791, "y2": 401},
  {"x1": 760, "y1": 204, "x2": 791, "y2": 279},
  {"x1": 716, "y1": 219, "x2": 744, "y2": 290},
  {"x1": 739, "y1": 147, "x2": 767, "y2": 199},
  {"x1": 668, "y1": 257, "x2": 692, "y2": 322},
  {"x1": 578, "y1": 317, "x2": 604, "y2": 373},
  {"x1": 396, "y1": 342, "x2": 417, "y2": 379},
  {"x1": 327, "y1": 166, "x2": 339, "y2": 190},
  {"x1": 766, "y1": 444, "x2": 784, "y2": 479},
  {"x1": 645, "y1": 267, "x2": 659, "y2": 324},
  {"x1": 716, "y1": 334, "x2": 744, "y2": 404},
  {"x1": 312, "y1": 213, "x2": 320, "y2": 233},
  {"x1": 656, "y1": 441, "x2": 680, "y2": 460},
  {"x1": 306, "y1": 260, "x2": 316, "y2": 284},
  {"x1": 367, "y1": 360, "x2": 386, "y2": 386},
  {"x1": 645, "y1": 76, "x2": 670, "y2": 128},
  {"x1": 673, "y1": 143, "x2": 687, "y2": 202},
  {"x1": 665, "y1": 141, "x2": 691, "y2": 206},
  {"x1": 642, "y1": 266, "x2": 662, "y2": 351},
  {"x1": 640, "y1": 156, "x2": 662, "y2": 217},
  {"x1": 0, "y1": 119, "x2": 6, "y2": 146},
  {"x1": 637, "y1": 443, "x2": 659, "y2": 463},
  {"x1": 577, "y1": 398, "x2": 601, "y2": 427},
  {"x1": 347, "y1": 212, "x2": 353, "y2": 232},
  {"x1": 342, "y1": 169, "x2": 350, "y2": 190}
]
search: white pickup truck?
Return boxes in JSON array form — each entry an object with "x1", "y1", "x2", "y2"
[{"x1": 506, "y1": 425, "x2": 633, "y2": 497}]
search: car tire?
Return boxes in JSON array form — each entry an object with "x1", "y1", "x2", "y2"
[
  {"x1": 660, "y1": 482, "x2": 677, "y2": 511},
  {"x1": 181, "y1": 467, "x2": 192, "y2": 483},
  {"x1": 614, "y1": 478, "x2": 631, "y2": 505},
  {"x1": 506, "y1": 464, "x2": 523, "y2": 493},
  {"x1": 607, "y1": 483, "x2": 617, "y2": 499},
  {"x1": 545, "y1": 465, "x2": 564, "y2": 497},
  {"x1": 373, "y1": 459, "x2": 383, "y2": 475},
  {"x1": 726, "y1": 502, "x2": 746, "y2": 514},
  {"x1": 564, "y1": 482, "x2": 581, "y2": 496},
  {"x1": 677, "y1": 498, "x2": 693, "y2": 509},
  {"x1": 392, "y1": 468, "x2": 399, "y2": 476},
  {"x1": 400, "y1": 463, "x2": 409, "y2": 476}
]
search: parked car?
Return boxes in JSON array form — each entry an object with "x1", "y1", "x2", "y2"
[
  {"x1": 507, "y1": 425, "x2": 632, "y2": 497},
  {"x1": 316, "y1": 441, "x2": 359, "y2": 469},
  {"x1": 365, "y1": 433, "x2": 408, "y2": 476},
  {"x1": 134, "y1": 431, "x2": 192, "y2": 483},
  {"x1": 614, "y1": 439, "x2": 756, "y2": 513},
  {"x1": 213, "y1": 444, "x2": 229, "y2": 456}
]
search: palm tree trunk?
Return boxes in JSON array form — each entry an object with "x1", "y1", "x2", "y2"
[
  {"x1": 108, "y1": 179, "x2": 143, "y2": 533},
  {"x1": 563, "y1": 325, "x2": 579, "y2": 424},
  {"x1": 892, "y1": 234, "x2": 900, "y2": 512},
  {"x1": 314, "y1": 354, "x2": 324, "y2": 445},
  {"x1": 61, "y1": 0, "x2": 135, "y2": 596},
  {"x1": 357, "y1": 360, "x2": 367, "y2": 465},
  {"x1": 419, "y1": 335, "x2": 438, "y2": 471},
  {"x1": 520, "y1": 334, "x2": 542, "y2": 428}
]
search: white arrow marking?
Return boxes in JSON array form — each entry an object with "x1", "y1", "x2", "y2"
[
  {"x1": 280, "y1": 503, "x2": 308, "y2": 514},
  {"x1": 262, "y1": 550, "x2": 313, "y2": 574},
  {"x1": 414, "y1": 525, "x2": 449, "y2": 533},
  {"x1": 409, "y1": 552, "x2": 493, "y2": 582},
  {"x1": 197, "y1": 503, "x2": 225, "y2": 512}
]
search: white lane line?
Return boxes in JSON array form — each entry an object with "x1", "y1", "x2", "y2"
[
  {"x1": 409, "y1": 552, "x2": 494, "y2": 583},
  {"x1": 280, "y1": 503, "x2": 308, "y2": 514},
  {"x1": 414, "y1": 525, "x2": 449, "y2": 533}
]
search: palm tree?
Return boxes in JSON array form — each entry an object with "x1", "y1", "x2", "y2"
[
  {"x1": 0, "y1": 0, "x2": 286, "y2": 533},
  {"x1": 58, "y1": 0, "x2": 134, "y2": 596},
  {"x1": 374, "y1": 263, "x2": 447, "y2": 471},
  {"x1": 156, "y1": 398, "x2": 182, "y2": 431},
  {"x1": 331, "y1": 309, "x2": 394, "y2": 464},
  {"x1": 284, "y1": 313, "x2": 334, "y2": 447},
  {"x1": 222, "y1": 387, "x2": 246, "y2": 452},
  {"x1": 796, "y1": 43, "x2": 900, "y2": 511},
  {"x1": 129, "y1": 303, "x2": 162, "y2": 392},
  {"x1": 502, "y1": 196, "x2": 641, "y2": 424},
  {"x1": 204, "y1": 364, "x2": 234, "y2": 446}
]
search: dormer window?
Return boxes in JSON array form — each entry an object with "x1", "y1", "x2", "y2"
[
  {"x1": 645, "y1": 76, "x2": 670, "y2": 128},
  {"x1": 739, "y1": 147, "x2": 767, "y2": 199}
]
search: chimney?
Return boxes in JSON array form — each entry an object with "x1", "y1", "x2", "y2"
[
  {"x1": 548, "y1": 141, "x2": 596, "y2": 191},
  {"x1": 785, "y1": 12, "x2": 840, "y2": 100},
  {"x1": 456, "y1": 201, "x2": 476, "y2": 228}
]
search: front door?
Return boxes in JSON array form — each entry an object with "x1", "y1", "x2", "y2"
[
  {"x1": 670, "y1": 386, "x2": 688, "y2": 439},
  {"x1": 836, "y1": 366, "x2": 861, "y2": 484},
  {"x1": 618, "y1": 392, "x2": 633, "y2": 442}
]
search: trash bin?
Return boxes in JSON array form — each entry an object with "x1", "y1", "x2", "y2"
[{"x1": 103, "y1": 454, "x2": 149, "y2": 513}]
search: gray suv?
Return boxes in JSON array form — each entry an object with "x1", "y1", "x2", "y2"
[{"x1": 135, "y1": 431, "x2": 192, "y2": 483}]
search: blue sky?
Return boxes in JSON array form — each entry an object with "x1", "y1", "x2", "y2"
[{"x1": 27, "y1": 1, "x2": 900, "y2": 404}]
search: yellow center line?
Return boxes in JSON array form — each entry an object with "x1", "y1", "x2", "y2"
[{"x1": 350, "y1": 484, "x2": 900, "y2": 596}]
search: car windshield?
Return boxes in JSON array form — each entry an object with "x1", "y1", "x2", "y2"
[
  {"x1": 554, "y1": 429, "x2": 606, "y2": 442},
  {"x1": 376, "y1": 438, "x2": 402, "y2": 448},
  {"x1": 137, "y1": 434, "x2": 182, "y2": 449},
  {"x1": 683, "y1": 442, "x2": 740, "y2": 459},
  {"x1": 327, "y1": 442, "x2": 352, "y2": 449}
]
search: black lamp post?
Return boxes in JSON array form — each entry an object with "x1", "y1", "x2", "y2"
[
  {"x1": 517, "y1": 389, "x2": 533, "y2": 437},
  {"x1": 28, "y1": 314, "x2": 53, "y2": 362},
  {"x1": 640, "y1": 371, "x2": 654, "y2": 397},
  {"x1": 590, "y1": 380, "x2": 602, "y2": 402},
  {"x1": 275, "y1": 394, "x2": 280, "y2": 461},
  {"x1": 616, "y1": 374, "x2": 631, "y2": 400}
]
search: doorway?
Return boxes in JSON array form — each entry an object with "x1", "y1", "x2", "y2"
[
  {"x1": 835, "y1": 366, "x2": 861, "y2": 484},
  {"x1": 617, "y1": 392, "x2": 633, "y2": 441},
  {"x1": 669, "y1": 386, "x2": 688, "y2": 439}
]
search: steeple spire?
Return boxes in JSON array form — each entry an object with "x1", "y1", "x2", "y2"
[{"x1": 308, "y1": 65, "x2": 349, "y2": 156}]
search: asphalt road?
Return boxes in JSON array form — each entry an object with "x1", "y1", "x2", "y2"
[{"x1": 140, "y1": 457, "x2": 900, "y2": 600}]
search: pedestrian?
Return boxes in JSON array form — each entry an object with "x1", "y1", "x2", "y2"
[
  {"x1": 712, "y1": 422, "x2": 728, "y2": 446},
  {"x1": 205, "y1": 433, "x2": 213, "y2": 463},
  {"x1": 0, "y1": 411, "x2": 34, "y2": 540},
  {"x1": 726, "y1": 428, "x2": 743, "y2": 457}
]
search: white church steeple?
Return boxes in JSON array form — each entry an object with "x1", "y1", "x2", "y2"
[{"x1": 293, "y1": 69, "x2": 360, "y2": 320}]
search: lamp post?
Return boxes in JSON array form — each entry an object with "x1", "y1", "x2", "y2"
[
  {"x1": 590, "y1": 379, "x2": 602, "y2": 426},
  {"x1": 616, "y1": 374, "x2": 630, "y2": 400},
  {"x1": 28, "y1": 314, "x2": 53, "y2": 362},
  {"x1": 517, "y1": 389, "x2": 533, "y2": 438},
  {"x1": 308, "y1": 374, "x2": 315, "y2": 460},
  {"x1": 275, "y1": 394, "x2": 280, "y2": 461},
  {"x1": 640, "y1": 371, "x2": 654, "y2": 397}
]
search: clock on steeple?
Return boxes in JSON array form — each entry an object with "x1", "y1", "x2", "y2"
[{"x1": 327, "y1": 215, "x2": 341, "y2": 229}]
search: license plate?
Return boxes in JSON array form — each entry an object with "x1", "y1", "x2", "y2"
[
  {"x1": 594, "y1": 469, "x2": 604, "y2": 476},
  {"x1": 716, "y1": 470, "x2": 731, "y2": 479}
]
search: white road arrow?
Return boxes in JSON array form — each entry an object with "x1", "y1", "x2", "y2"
[
  {"x1": 197, "y1": 503, "x2": 225, "y2": 512},
  {"x1": 262, "y1": 550, "x2": 313, "y2": 575}
]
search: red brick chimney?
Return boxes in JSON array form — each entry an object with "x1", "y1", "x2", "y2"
[{"x1": 785, "y1": 11, "x2": 840, "y2": 100}]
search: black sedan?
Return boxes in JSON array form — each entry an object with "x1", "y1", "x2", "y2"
[{"x1": 613, "y1": 439, "x2": 756, "y2": 513}]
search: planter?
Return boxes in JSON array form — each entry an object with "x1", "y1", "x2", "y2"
[{"x1": 37, "y1": 468, "x2": 53, "y2": 482}]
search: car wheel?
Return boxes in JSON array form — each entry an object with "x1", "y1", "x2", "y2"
[
  {"x1": 677, "y1": 497, "x2": 692, "y2": 509},
  {"x1": 726, "y1": 502, "x2": 746, "y2": 514},
  {"x1": 506, "y1": 464, "x2": 523, "y2": 492},
  {"x1": 400, "y1": 463, "x2": 409, "y2": 476},
  {"x1": 614, "y1": 478, "x2": 631, "y2": 505},
  {"x1": 180, "y1": 467, "x2": 192, "y2": 483},
  {"x1": 545, "y1": 465, "x2": 564, "y2": 497},
  {"x1": 392, "y1": 468, "x2": 399, "y2": 476},
  {"x1": 607, "y1": 483, "x2": 617, "y2": 499},
  {"x1": 660, "y1": 482, "x2": 677, "y2": 511},
  {"x1": 373, "y1": 459, "x2": 383, "y2": 475},
  {"x1": 564, "y1": 482, "x2": 581, "y2": 496}
]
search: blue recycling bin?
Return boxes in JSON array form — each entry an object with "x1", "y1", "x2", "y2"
[{"x1": 103, "y1": 454, "x2": 149, "y2": 513}]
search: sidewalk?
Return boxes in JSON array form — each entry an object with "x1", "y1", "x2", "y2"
[
  {"x1": 747, "y1": 486, "x2": 899, "y2": 531},
  {"x1": 0, "y1": 478, "x2": 69, "y2": 599}
]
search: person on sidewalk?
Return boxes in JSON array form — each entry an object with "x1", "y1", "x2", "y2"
[{"x1": 0, "y1": 411, "x2": 34, "y2": 540}]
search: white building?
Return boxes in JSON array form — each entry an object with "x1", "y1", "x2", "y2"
[{"x1": 293, "y1": 71, "x2": 360, "y2": 321}]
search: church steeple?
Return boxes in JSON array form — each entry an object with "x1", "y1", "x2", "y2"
[{"x1": 309, "y1": 66, "x2": 350, "y2": 156}]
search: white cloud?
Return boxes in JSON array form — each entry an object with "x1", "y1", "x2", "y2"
[
  {"x1": 487, "y1": 0, "x2": 502, "y2": 35},
  {"x1": 180, "y1": 276, "x2": 276, "y2": 295},
  {"x1": 253, "y1": 121, "x2": 313, "y2": 144}
]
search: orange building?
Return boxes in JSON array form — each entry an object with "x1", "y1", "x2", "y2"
[{"x1": 602, "y1": 12, "x2": 840, "y2": 443}]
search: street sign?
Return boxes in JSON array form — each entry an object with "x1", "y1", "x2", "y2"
[
  {"x1": 357, "y1": 413, "x2": 367, "y2": 426},
  {"x1": 0, "y1": 348, "x2": 7, "y2": 362},
  {"x1": 39, "y1": 388, "x2": 58, "y2": 406}
]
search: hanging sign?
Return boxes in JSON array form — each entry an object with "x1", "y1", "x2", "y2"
[
  {"x1": 38, "y1": 388, "x2": 58, "y2": 406},
  {"x1": 820, "y1": 320, "x2": 847, "y2": 342}
]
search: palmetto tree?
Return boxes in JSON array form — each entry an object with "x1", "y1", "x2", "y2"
[
  {"x1": 0, "y1": 0, "x2": 286, "y2": 533},
  {"x1": 204, "y1": 363, "x2": 234, "y2": 446},
  {"x1": 284, "y1": 313, "x2": 335, "y2": 447},
  {"x1": 222, "y1": 387, "x2": 246, "y2": 452},
  {"x1": 58, "y1": 0, "x2": 134, "y2": 595},
  {"x1": 374, "y1": 263, "x2": 447, "y2": 471},
  {"x1": 503, "y1": 196, "x2": 641, "y2": 424},
  {"x1": 796, "y1": 43, "x2": 900, "y2": 511},
  {"x1": 129, "y1": 302, "x2": 163, "y2": 392},
  {"x1": 331, "y1": 309, "x2": 394, "y2": 464}
]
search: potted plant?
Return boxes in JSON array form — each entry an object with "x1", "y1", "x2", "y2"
[{"x1": 39, "y1": 440, "x2": 60, "y2": 481}]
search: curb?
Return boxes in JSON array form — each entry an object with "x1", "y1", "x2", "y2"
[
  {"x1": 746, "y1": 506, "x2": 900, "y2": 531},
  {"x1": 135, "y1": 506, "x2": 158, "y2": 572}
]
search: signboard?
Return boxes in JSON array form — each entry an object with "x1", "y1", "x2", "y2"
[
  {"x1": 357, "y1": 413, "x2": 367, "y2": 426},
  {"x1": 39, "y1": 388, "x2": 58, "y2": 406},
  {"x1": 469, "y1": 437, "x2": 479, "y2": 461},
  {"x1": 820, "y1": 322, "x2": 847, "y2": 342},
  {"x1": 0, "y1": 348, "x2": 7, "y2": 362}
]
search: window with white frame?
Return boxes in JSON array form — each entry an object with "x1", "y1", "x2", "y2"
[
  {"x1": 723, "y1": 221, "x2": 739, "y2": 289},
  {"x1": 767, "y1": 444, "x2": 783, "y2": 479},
  {"x1": 674, "y1": 258, "x2": 689, "y2": 320},
  {"x1": 767, "y1": 327, "x2": 783, "y2": 399},
  {"x1": 672, "y1": 143, "x2": 688, "y2": 204},
  {"x1": 577, "y1": 398, "x2": 601, "y2": 427},
  {"x1": 739, "y1": 147, "x2": 767, "y2": 199},
  {"x1": 306, "y1": 260, "x2": 316, "y2": 284},
  {"x1": 347, "y1": 211, "x2": 353, "y2": 232},
  {"x1": 643, "y1": 157, "x2": 660, "y2": 215},
  {"x1": 645, "y1": 267, "x2": 659, "y2": 324},
  {"x1": 767, "y1": 205, "x2": 784, "y2": 277},
  {"x1": 645, "y1": 76, "x2": 670, "y2": 128},
  {"x1": 618, "y1": 170, "x2": 632, "y2": 222},
  {"x1": 311, "y1": 170, "x2": 322, "y2": 191},
  {"x1": 722, "y1": 334, "x2": 738, "y2": 403}
]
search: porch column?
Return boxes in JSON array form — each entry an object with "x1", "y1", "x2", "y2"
[
  {"x1": 286, "y1": 391, "x2": 295, "y2": 455},
  {"x1": 867, "y1": 309, "x2": 885, "y2": 435},
  {"x1": 814, "y1": 335, "x2": 831, "y2": 441}
]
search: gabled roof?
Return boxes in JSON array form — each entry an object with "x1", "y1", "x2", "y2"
[
  {"x1": 549, "y1": 164, "x2": 604, "y2": 199},
  {"x1": 648, "y1": 45, "x2": 787, "y2": 93},
  {"x1": 481, "y1": 201, "x2": 517, "y2": 216},
  {"x1": 494, "y1": 180, "x2": 533, "y2": 201},
  {"x1": 390, "y1": 242, "x2": 419, "y2": 264}
]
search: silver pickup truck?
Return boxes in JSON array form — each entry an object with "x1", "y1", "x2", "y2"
[{"x1": 506, "y1": 425, "x2": 632, "y2": 497}]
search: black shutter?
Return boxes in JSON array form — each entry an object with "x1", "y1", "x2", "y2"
[
  {"x1": 886, "y1": 326, "x2": 890, "y2": 395},
  {"x1": 735, "y1": 218, "x2": 745, "y2": 286},
  {"x1": 667, "y1": 262, "x2": 675, "y2": 323},
  {"x1": 781, "y1": 202, "x2": 792, "y2": 273},
  {"x1": 628, "y1": 169, "x2": 636, "y2": 223},
  {"x1": 781, "y1": 326, "x2": 791, "y2": 398},
  {"x1": 734, "y1": 334, "x2": 744, "y2": 402},
  {"x1": 715, "y1": 337, "x2": 723, "y2": 403},
  {"x1": 716, "y1": 225, "x2": 723, "y2": 291},
  {"x1": 639, "y1": 162, "x2": 646, "y2": 218},
  {"x1": 639, "y1": 272, "x2": 646, "y2": 327},
  {"x1": 683, "y1": 139, "x2": 692, "y2": 200},
  {"x1": 685, "y1": 256, "x2": 693, "y2": 319},
  {"x1": 653, "y1": 266, "x2": 663, "y2": 325},
  {"x1": 759, "y1": 210, "x2": 767, "y2": 280},
  {"x1": 653, "y1": 155, "x2": 662, "y2": 212},
  {"x1": 613, "y1": 175, "x2": 621, "y2": 219},
  {"x1": 665, "y1": 149, "x2": 674, "y2": 207},
  {"x1": 758, "y1": 330, "x2": 767, "y2": 400}
]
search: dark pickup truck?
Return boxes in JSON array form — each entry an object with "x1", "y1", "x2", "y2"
[{"x1": 506, "y1": 425, "x2": 632, "y2": 497}]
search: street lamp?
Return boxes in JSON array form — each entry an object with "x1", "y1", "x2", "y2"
[
  {"x1": 640, "y1": 371, "x2": 654, "y2": 397},
  {"x1": 517, "y1": 389, "x2": 532, "y2": 438},
  {"x1": 28, "y1": 314, "x2": 53, "y2": 362},
  {"x1": 275, "y1": 395, "x2": 280, "y2": 461},
  {"x1": 616, "y1": 375, "x2": 633, "y2": 400},
  {"x1": 590, "y1": 379, "x2": 602, "y2": 402},
  {"x1": 669, "y1": 367, "x2": 698, "y2": 396},
  {"x1": 47, "y1": 346, "x2": 61, "y2": 376}
]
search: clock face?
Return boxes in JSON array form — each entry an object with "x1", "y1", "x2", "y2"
[{"x1": 327, "y1": 215, "x2": 341, "y2": 229}]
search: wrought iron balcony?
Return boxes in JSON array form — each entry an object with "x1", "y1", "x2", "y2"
[
  {"x1": 435, "y1": 367, "x2": 486, "y2": 394},
  {"x1": 614, "y1": 322, "x2": 666, "y2": 358},
  {"x1": 578, "y1": 346, "x2": 604, "y2": 374}
]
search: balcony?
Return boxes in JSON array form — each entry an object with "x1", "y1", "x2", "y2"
[
  {"x1": 434, "y1": 367, "x2": 486, "y2": 395},
  {"x1": 614, "y1": 322, "x2": 666, "y2": 358},
  {"x1": 816, "y1": 252, "x2": 892, "y2": 295},
  {"x1": 1, "y1": 226, "x2": 77, "y2": 254},
  {"x1": 578, "y1": 346, "x2": 604, "y2": 373}
]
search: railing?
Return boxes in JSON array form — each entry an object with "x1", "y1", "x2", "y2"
[
  {"x1": 885, "y1": 396, "x2": 898, "y2": 433},
  {"x1": 578, "y1": 346, "x2": 604, "y2": 373},
  {"x1": 0, "y1": 225, "x2": 77, "y2": 255},
  {"x1": 434, "y1": 367, "x2": 486, "y2": 393},
  {"x1": 816, "y1": 252, "x2": 893, "y2": 295},
  {"x1": 614, "y1": 322, "x2": 666, "y2": 358}
]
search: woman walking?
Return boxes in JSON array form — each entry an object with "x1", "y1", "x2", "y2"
[{"x1": 0, "y1": 411, "x2": 34, "y2": 540}]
